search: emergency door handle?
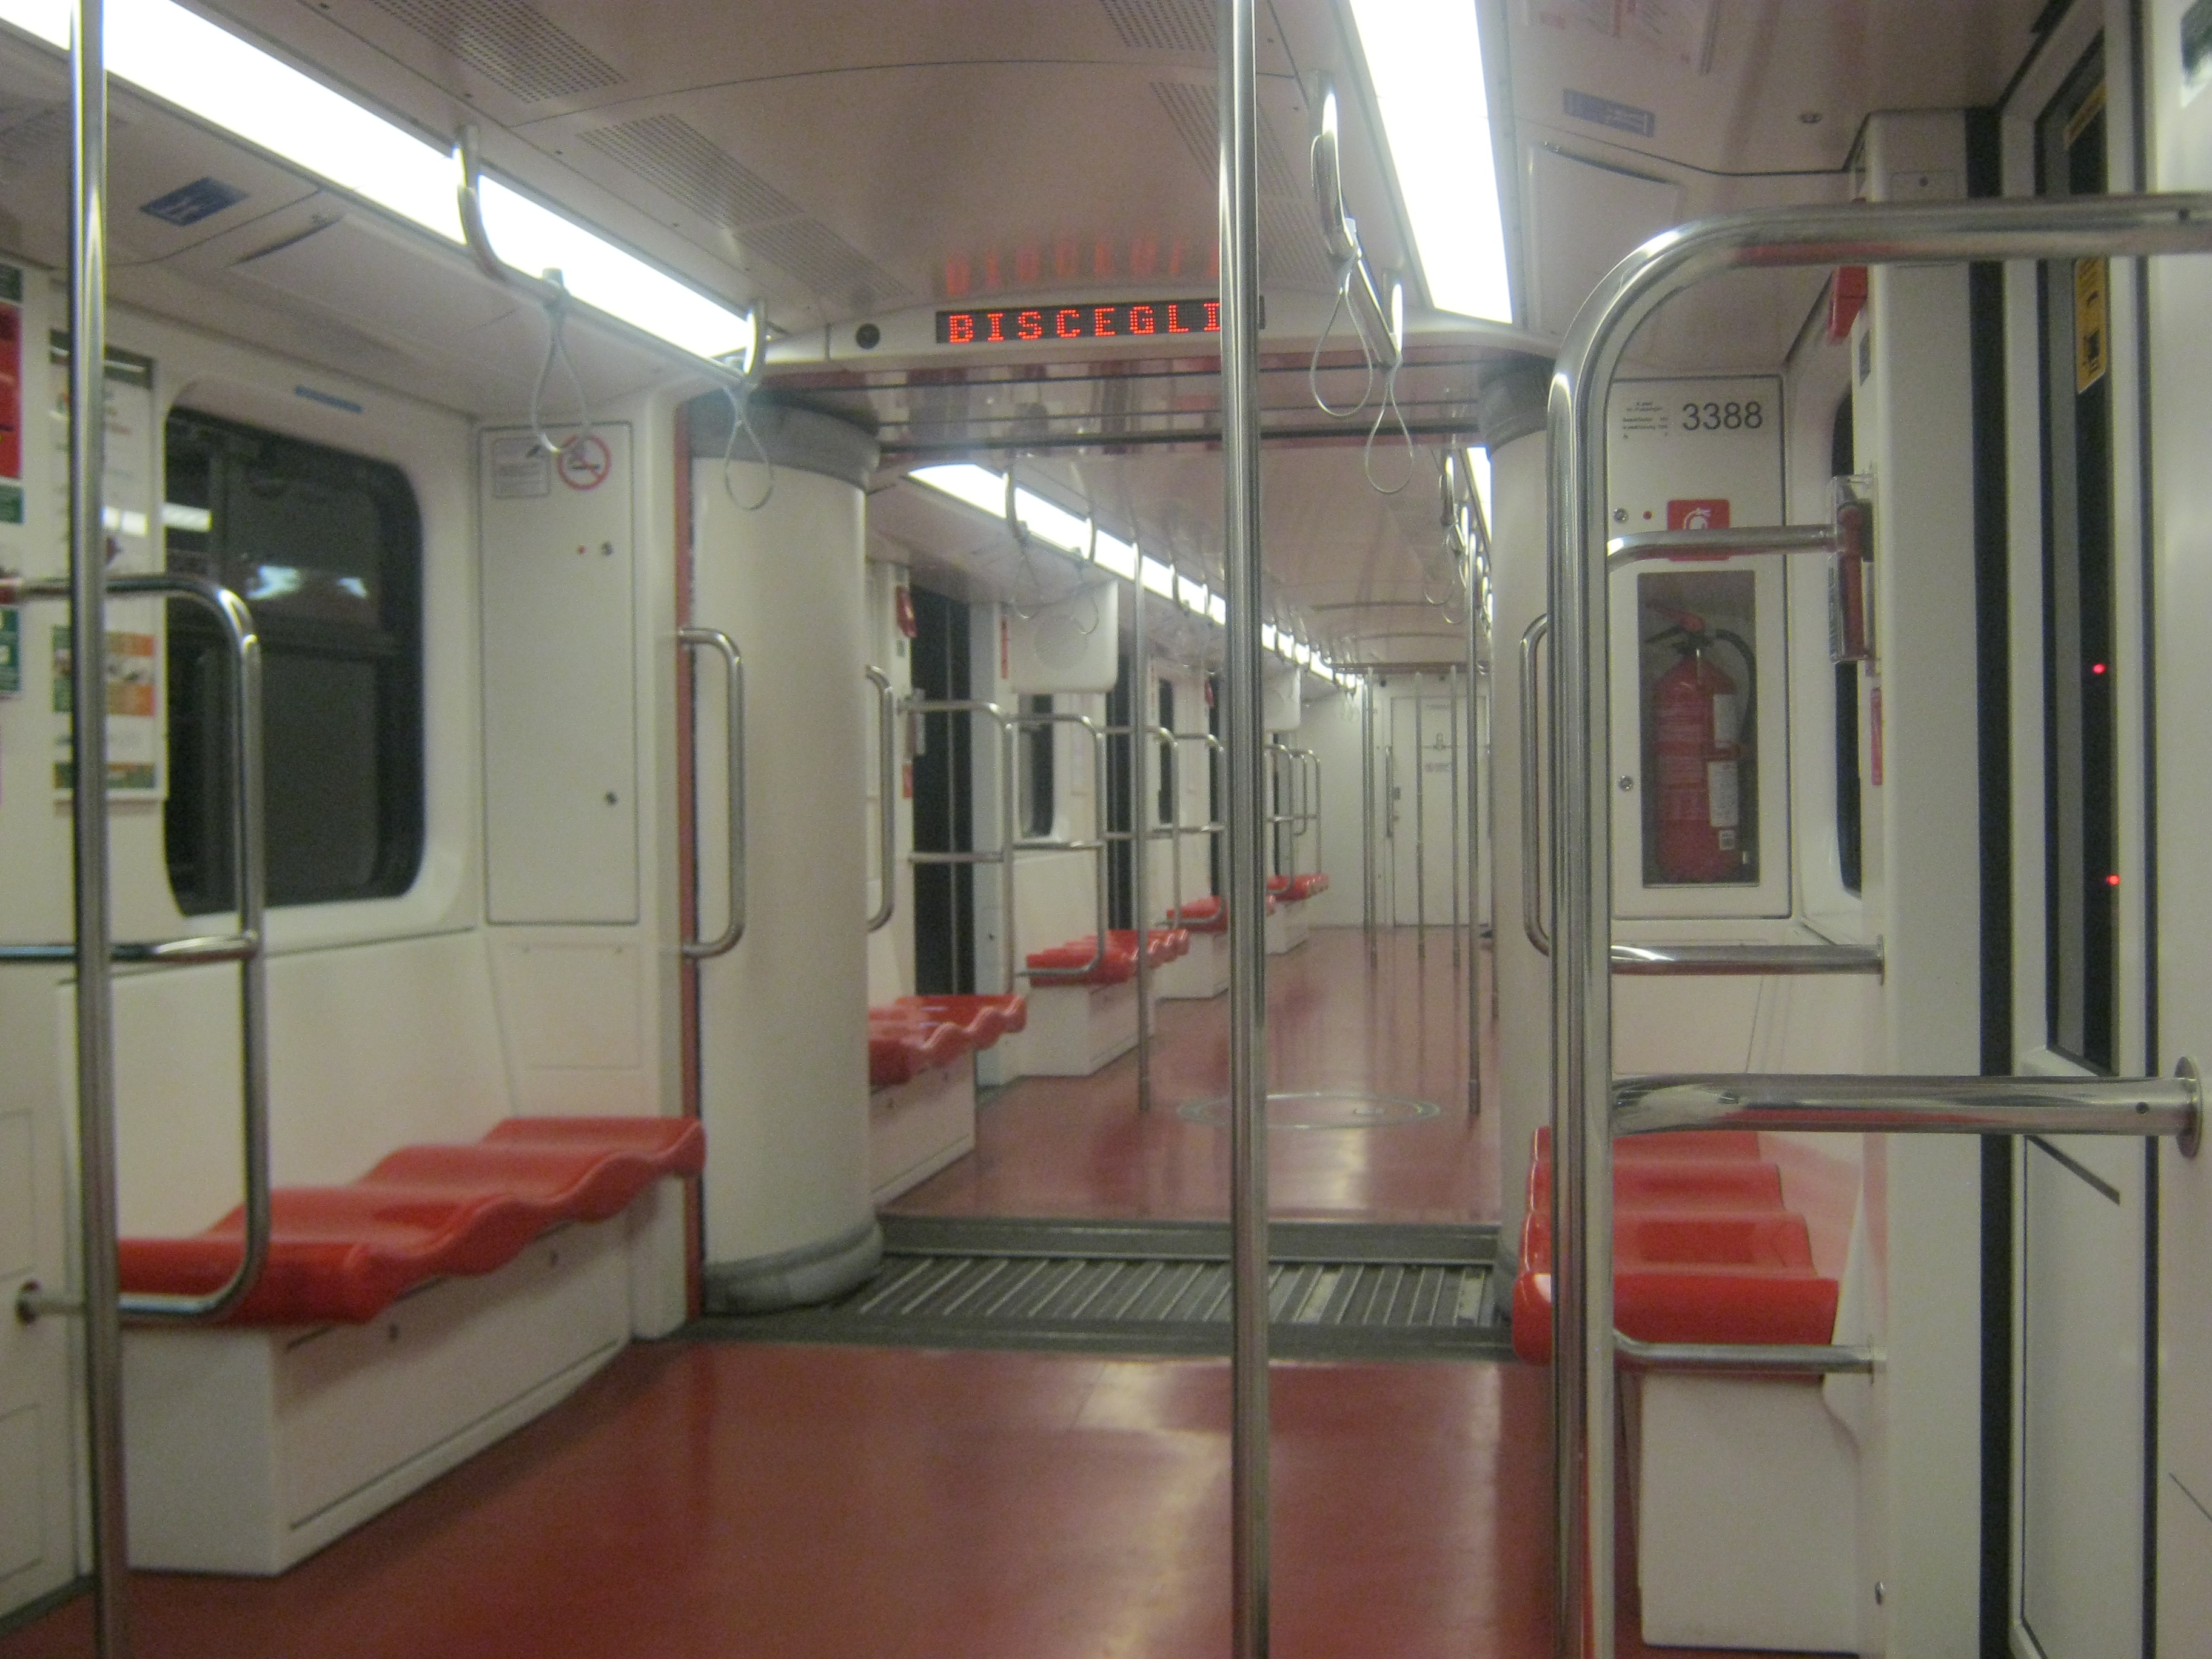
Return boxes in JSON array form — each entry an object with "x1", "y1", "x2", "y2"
[
  {"x1": 682, "y1": 628, "x2": 745, "y2": 960},
  {"x1": 1519, "y1": 614, "x2": 1552, "y2": 956},
  {"x1": 865, "y1": 666, "x2": 896, "y2": 932}
]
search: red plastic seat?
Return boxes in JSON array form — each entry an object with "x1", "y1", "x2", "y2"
[
  {"x1": 1165, "y1": 894, "x2": 1274, "y2": 934},
  {"x1": 1512, "y1": 1126, "x2": 1838, "y2": 1366},
  {"x1": 868, "y1": 1016, "x2": 974, "y2": 1087},
  {"x1": 889, "y1": 993, "x2": 1027, "y2": 1050},
  {"x1": 118, "y1": 1116, "x2": 703, "y2": 1327}
]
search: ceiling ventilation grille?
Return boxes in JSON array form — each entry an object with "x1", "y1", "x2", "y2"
[
  {"x1": 0, "y1": 103, "x2": 67, "y2": 173},
  {"x1": 1259, "y1": 198, "x2": 1335, "y2": 290},
  {"x1": 576, "y1": 113, "x2": 908, "y2": 310},
  {"x1": 1151, "y1": 81, "x2": 1296, "y2": 197},
  {"x1": 740, "y1": 217, "x2": 910, "y2": 311},
  {"x1": 1098, "y1": 0, "x2": 1215, "y2": 53},
  {"x1": 366, "y1": 0, "x2": 622, "y2": 103},
  {"x1": 580, "y1": 115, "x2": 798, "y2": 230}
]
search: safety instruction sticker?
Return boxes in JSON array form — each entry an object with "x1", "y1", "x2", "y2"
[
  {"x1": 50, "y1": 625, "x2": 160, "y2": 794},
  {"x1": 1, "y1": 261, "x2": 21, "y2": 525},
  {"x1": 2075, "y1": 257, "x2": 2108, "y2": 394},
  {"x1": 490, "y1": 434, "x2": 550, "y2": 498},
  {"x1": 0, "y1": 607, "x2": 18, "y2": 697}
]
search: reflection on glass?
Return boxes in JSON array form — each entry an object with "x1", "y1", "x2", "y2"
[{"x1": 1638, "y1": 569, "x2": 1758, "y2": 887}]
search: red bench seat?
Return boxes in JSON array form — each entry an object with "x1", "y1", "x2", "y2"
[
  {"x1": 868, "y1": 993, "x2": 1027, "y2": 1087},
  {"x1": 1512, "y1": 1129, "x2": 1839, "y2": 1364},
  {"x1": 1268, "y1": 873, "x2": 1329, "y2": 902},
  {"x1": 1165, "y1": 894, "x2": 1276, "y2": 934},
  {"x1": 1025, "y1": 928, "x2": 1190, "y2": 985},
  {"x1": 118, "y1": 1116, "x2": 704, "y2": 1327}
]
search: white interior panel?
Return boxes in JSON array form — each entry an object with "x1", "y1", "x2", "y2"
[{"x1": 481, "y1": 422, "x2": 640, "y2": 924}]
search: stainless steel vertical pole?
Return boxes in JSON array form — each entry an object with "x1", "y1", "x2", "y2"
[
  {"x1": 1133, "y1": 577, "x2": 1153, "y2": 1113},
  {"x1": 67, "y1": 4, "x2": 128, "y2": 1654},
  {"x1": 1449, "y1": 666, "x2": 1463, "y2": 969},
  {"x1": 1217, "y1": 1, "x2": 1269, "y2": 1652},
  {"x1": 1361, "y1": 679, "x2": 1375, "y2": 959},
  {"x1": 1412, "y1": 672, "x2": 1426, "y2": 953},
  {"x1": 1467, "y1": 616, "x2": 1483, "y2": 1118}
]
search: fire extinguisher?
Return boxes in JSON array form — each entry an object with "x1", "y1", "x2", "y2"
[{"x1": 1646, "y1": 606, "x2": 1756, "y2": 883}]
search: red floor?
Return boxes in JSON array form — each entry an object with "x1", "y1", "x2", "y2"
[
  {"x1": 0, "y1": 928, "x2": 1781, "y2": 1659},
  {"x1": 898, "y1": 925, "x2": 1503, "y2": 1224}
]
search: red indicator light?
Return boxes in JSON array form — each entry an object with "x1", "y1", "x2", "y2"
[
  {"x1": 2107, "y1": 873, "x2": 2122, "y2": 886},
  {"x1": 935, "y1": 297, "x2": 1230, "y2": 346},
  {"x1": 2091, "y1": 662, "x2": 2107, "y2": 675}
]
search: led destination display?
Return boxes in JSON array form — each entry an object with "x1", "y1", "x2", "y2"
[{"x1": 936, "y1": 298, "x2": 1222, "y2": 345}]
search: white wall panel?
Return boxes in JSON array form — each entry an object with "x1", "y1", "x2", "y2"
[{"x1": 480, "y1": 423, "x2": 639, "y2": 925}]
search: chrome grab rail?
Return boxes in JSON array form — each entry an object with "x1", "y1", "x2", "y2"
[
  {"x1": 1617, "y1": 1333, "x2": 1879, "y2": 1376},
  {"x1": 1544, "y1": 191, "x2": 2212, "y2": 1659},
  {"x1": 678, "y1": 628, "x2": 745, "y2": 960},
  {"x1": 1612, "y1": 1070, "x2": 2202, "y2": 1144},
  {"x1": 1518, "y1": 614, "x2": 1550, "y2": 955},
  {"x1": 1007, "y1": 710, "x2": 1111, "y2": 985},
  {"x1": 903, "y1": 697, "x2": 1016, "y2": 993},
  {"x1": 1609, "y1": 941, "x2": 1884, "y2": 976},
  {"x1": 6, "y1": 575, "x2": 272, "y2": 1329},
  {"x1": 1604, "y1": 523, "x2": 1838, "y2": 571},
  {"x1": 864, "y1": 666, "x2": 896, "y2": 933},
  {"x1": 456, "y1": 124, "x2": 765, "y2": 391}
]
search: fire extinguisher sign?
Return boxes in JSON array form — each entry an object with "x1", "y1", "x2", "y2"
[{"x1": 1606, "y1": 376, "x2": 1784, "y2": 908}]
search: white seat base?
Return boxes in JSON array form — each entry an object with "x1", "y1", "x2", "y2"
[
  {"x1": 1155, "y1": 932, "x2": 1227, "y2": 998},
  {"x1": 870, "y1": 1059, "x2": 976, "y2": 1202},
  {"x1": 1635, "y1": 1375, "x2": 1859, "y2": 1652},
  {"x1": 122, "y1": 1216, "x2": 633, "y2": 1576},
  {"x1": 1014, "y1": 979, "x2": 1139, "y2": 1075}
]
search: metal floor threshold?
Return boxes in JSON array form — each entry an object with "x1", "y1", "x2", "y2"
[{"x1": 689, "y1": 1216, "x2": 1513, "y2": 1361}]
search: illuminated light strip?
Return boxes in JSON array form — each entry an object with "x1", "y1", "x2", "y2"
[
  {"x1": 0, "y1": 0, "x2": 754, "y2": 360},
  {"x1": 1345, "y1": 0, "x2": 1512, "y2": 324}
]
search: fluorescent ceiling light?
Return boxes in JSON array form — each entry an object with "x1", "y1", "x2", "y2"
[
  {"x1": 1091, "y1": 529, "x2": 1139, "y2": 581},
  {"x1": 1208, "y1": 594, "x2": 1227, "y2": 625},
  {"x1": 1467, "y1": 445, "x2": 1492, "y2": 533},
  {"x1": 1345, "y1": 0, "x2": 1512, "y2": 324},
  {"x1": 1013, "y1": 490, "x2": 1090, "y2": 557},
  {"x1": 0, "y1": 0, "x2": 752, "y2": 358},
  {"x1": 910, "y1": 463, "x2": 1004, "y2": 517},
  {"x1": 1262, "y1": 625, "x2": 1279, "y2": 654},
  {"x1": 1140, "y1": 557, "x2": 1175, "y2": 599}
]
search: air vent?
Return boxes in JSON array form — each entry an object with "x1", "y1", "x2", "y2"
[
  {"x1": 366, "y1": 0, "x2": 621, "y2": 103},
  {"x1": 579, "y1": 115, "x2": 798, "y2": 230},
  {"x1": 1150, "y1": 81, "x2": 1295, "y2": 197},
  {"x1": 0, "y1": 104, "x2": 67, "y2": 173},
  {"x1": 742, "y1": 216, "x2": 908, "y2": 310},
  {"x1": 1259, "y1": 197, "x2": 1336, "y2": 289},
  {"x1": 1099, "y1": 0, "x2": 1215, "y2": 53}
]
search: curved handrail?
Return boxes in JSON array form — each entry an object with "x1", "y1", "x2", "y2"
[
  {"x1": 5, "y1": 574, "x2": 272, "y2": 1326},
  {"x1": 679, "y1": 629, "x2": 745, "y2": 959},
  {"x1": 1518, "y1": 614, "x2": 1550, "y2": 955},
  {"x1": 1008, "y1": 711, "x2": 1110, "y2": 984},
  {"x1": 1545, "y1": 190, "x2": 2212, "y2": 1659},
  {"x1": 865, "y1": 667, "x2": 897, "y2": 932}
]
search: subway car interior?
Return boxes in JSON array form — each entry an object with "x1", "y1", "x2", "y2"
[{"x1": 2, "y1": 1, "x2": 2211, "y2": 1655}]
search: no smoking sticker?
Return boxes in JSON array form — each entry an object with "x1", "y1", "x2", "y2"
[{"x1": 556, "y1": 433, "x2": 612, "y2": 491}]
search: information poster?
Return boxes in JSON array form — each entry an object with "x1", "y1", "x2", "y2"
[{"x1": 47, "y1": 337, "x2": 163, "y2": 797}]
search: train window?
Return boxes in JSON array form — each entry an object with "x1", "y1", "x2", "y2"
[
  {"x1": 1106, "y1": 657, "x2": 1133, "y2": 929},
  {"x1": 2037, "y1": 45, "x2": 2117, "y2": 1071},
  {"x1": 1155, "y1": 680, "x2": 1177, "y2": 826},
  {"x1": 910, "y1": 585, "x2": 973, "y2": 995},
  {"x1": 1019, "y1": 693, "x2": 1055, "y2": 839},
  {"x1": 1832, "y1": 392, "x2": 1863, "y2": 896},
  {"x1": 163, "y1": 408, "x2": 423, "y2": 913}
]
